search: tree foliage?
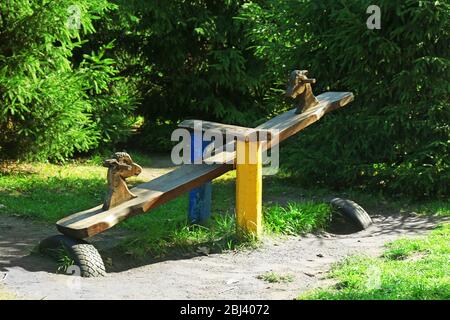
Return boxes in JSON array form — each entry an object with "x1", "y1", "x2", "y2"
[
  {"x1": 239, "y1": 0, "x2": 450, "y2": 197},
  {"x1": 1, "y1": 0, "x2": 448, "y2": 197},
  {"x1": 0, "y1": 0, "x2": 136, "y2": 161},
  {"x1": 86, "y1": 0, "x2": 277, "y2": 151}
]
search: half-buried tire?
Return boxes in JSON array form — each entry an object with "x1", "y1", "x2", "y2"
[
  {"x1": 39, "y1": 235, "x2": 106, "y2": 277},
  {"x1": 330, "y1": 198, "x2": 372, "y2": 230}
]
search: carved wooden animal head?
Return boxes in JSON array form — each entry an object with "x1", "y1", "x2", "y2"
[
  {"x1": 102, "y1": 152, "x2": 142, "y2": 210},
  {"x1": 103, "y1": 152, "x2": 142, "y2": 179},
  {"x1": 285, "y1": 70, "x2": 314, "y2": 99},
  {"x1": 285, "y1": 69, "x2": 319, "y2": 114}
]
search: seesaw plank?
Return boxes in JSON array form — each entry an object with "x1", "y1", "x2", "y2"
[
  {"x1": 57, "y1": 163, "x2": 232, "y2": 238},
  {"x1": 179, "y1": 120, "x2": 272, "y2": 141},
  {"x1": 57, "y1": 91, "x2": 353, "y2": 239}
]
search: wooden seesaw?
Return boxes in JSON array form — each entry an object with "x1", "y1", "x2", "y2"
[{"x1": 39, "y1": 70, "x2": 354, "y2": 277}]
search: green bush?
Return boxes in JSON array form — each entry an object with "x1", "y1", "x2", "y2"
[
  {"x1": 240, "y1": 0, "x2": 450, "y2": 197},
  {"x1": 0, "y1": 1, "x2": 136, "y2": 161},
  {"x1": 87, "y1": 0, "x2": 274, "y2": 152}
]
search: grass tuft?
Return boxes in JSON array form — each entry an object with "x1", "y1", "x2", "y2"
[
  {"x1": 55, "y1": 248, "x2": 76, "y2": 274},
  {"x1": 119, "y1": 212, "x2": 259, "y2": 258},
  {"x1": 264, "y1": 202, "x2": 332, "y2": 235},
  {"x1": 257, "y1": 272, "x2": 294, "y2": 283},
  {"x1": 300, "y1": 223, "x2": 450, "y2": 300}
]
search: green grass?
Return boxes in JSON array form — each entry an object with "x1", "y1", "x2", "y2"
[
  {"x1": 417, "y1": 201, "x2": 450, "y2": 217},
  {"x1": 300, "y1": 223, "x2": 450, "y2": 300},
  {"x1": 257, "y1": 272, "x2": 295, "y2": 283},
  {"x1": 54, "y1": 248, "x2": 76, "y2": 274},
  {"x1": 344, "y1": 193, "x2": 450, "y2": 218},
  {"x1": 116, "y1": 171, "x2": 239, "y2": 258},
  {"x1": 0, "y1": 162, "x2": 106, "y2": 222},
  {"x1": 264, "y1": 202, "x2": 332, "y2": 235},
  {"x1": 0, "y1": 159, "x2": 148, "y2": 222}
]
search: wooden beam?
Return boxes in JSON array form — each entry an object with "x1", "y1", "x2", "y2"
[
  {"x1": 236, "y1": 139, "x2": 263, "y2": 237},
  {"x1": 179, "y1": 120, "x2": 272, "y2": 141},
  {"x1": 188, "y1": 132, "x2": 212, "y2": 224}
]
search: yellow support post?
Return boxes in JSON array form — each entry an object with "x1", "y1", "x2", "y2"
[{"x1": 236, "y1": 138, "x2": 263, "y2": 238}]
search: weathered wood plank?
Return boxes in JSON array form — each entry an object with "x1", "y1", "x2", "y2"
[
  {"x1": 179, "y1": 119, "x2": 272, "y2": 141},
  {"x1": 57, "y1": 163, "x2": 231, "y2": 238},
  {"x1": 202, "y1": 91, "x2": 354, "y2": 164},
  {"x1": 57, "y1": 91, "x2": 353, "y2": 239}
]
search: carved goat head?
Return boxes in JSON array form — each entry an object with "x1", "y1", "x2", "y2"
[
  {"x1": 285, "y1": 70, "x2": 312, "y2": 99},
  {"x1": 103, "y1": 152, "x2": 142, "y2": 210},
  {"x1": 285, "y1": 70, "x2": 319, "y2": 114}
]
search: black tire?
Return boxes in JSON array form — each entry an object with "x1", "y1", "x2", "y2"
[
  {"x1": 39, "y1": 235, "x2": 106, "y2": 277},
  {"x1": 330, "y1": 198, "x2": 372, "y2": 230}
]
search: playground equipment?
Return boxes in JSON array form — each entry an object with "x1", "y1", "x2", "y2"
[{"x1": 40, "y1": 70, "x2": 355, "y2": 277}]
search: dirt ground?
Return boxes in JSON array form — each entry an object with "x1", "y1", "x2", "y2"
[
  {"x1": 1, "y1": 211, "x2": 446, "y2": 300},
  {"x1": 0, "y1": 156, "x2": 447, "y2": 300}
]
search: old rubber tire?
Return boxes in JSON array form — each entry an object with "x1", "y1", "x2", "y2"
[
  {"x1": 39, "y1": 235, "x2": 106, "y2": 277},
  {"x1": 330, "y1": 198, "x2": 372, "y2": 230}
]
